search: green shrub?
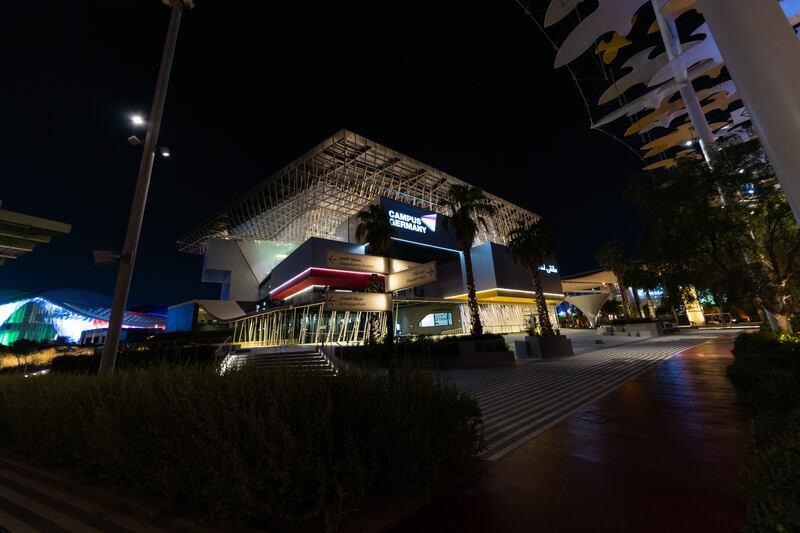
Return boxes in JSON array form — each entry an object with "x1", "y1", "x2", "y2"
[
  {"x1": 729, "y1": 331, "x2": 800, "y2": 532},
  {"x1": 143, "y1": 329, "x2": 234, "y2": 343},
  {"x1": 610, "y1": 318, "x2": 658, "y2": 325},
  {"x1": 49, "y1": 344, "x2": 219, "y2": 374},
  {"x1": 49, "y1": 354, "x2": 101, "y2": 374},
  {"x1": 338, "y1": 334, "x2": 510, "y2": 367},
  {"x1": 742, "y1": 409, "x2": 800, "y2": 533},
  {"x1": 0, "y1": 365, "x2": 482, "y2": 528}
]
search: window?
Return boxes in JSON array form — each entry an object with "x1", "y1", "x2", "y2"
[{"x1": 419, "y1": 312, "x2": 453, "y2": 328}]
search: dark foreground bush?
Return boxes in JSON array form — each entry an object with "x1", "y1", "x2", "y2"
[
  {"x1": 729, "y1": 331, "x2": 800, "y2": 532},
  {"x1": 49, "y1": 344, "x2": 219, "y2": 374},
  {"x1": 337, "y1": 334, "x2": 510, "y2": 367},
  {"x1": 0, "y1": 365, "x2": 482, "y2": 529}
]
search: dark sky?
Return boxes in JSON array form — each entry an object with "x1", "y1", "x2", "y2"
[{"x1": 1, "y1": 0, "x2": 642, "y2": 307}]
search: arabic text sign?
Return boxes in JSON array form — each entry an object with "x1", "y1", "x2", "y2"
[
  {"x1": 389, "y1": 258, "x2": 420, "y2": 273},
  {"x1": 326, "y1": 250, "x2": 387, "y2": 273},
  {"x1": 538, "y1": 264, "x2": 559, "y2": 275},
  {"x1": 386, "y1": 261, "x2": 437, "y2": 292},
  {"x1": 325, "y1": 292, "x2": 391, "y2": 312}
]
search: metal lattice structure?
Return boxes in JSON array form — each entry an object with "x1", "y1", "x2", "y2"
[{"x1": 178, "y1": 130, "x2": 539, "y2": 254}]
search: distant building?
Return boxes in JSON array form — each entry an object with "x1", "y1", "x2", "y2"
[
  {"x1": 0, "y1": 289, "x2": 165, "y2": 346},
  {"x1": 0, "y1": 202, "x2": 71, "y2": 267}
]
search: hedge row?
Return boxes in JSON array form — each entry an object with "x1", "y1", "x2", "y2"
[
  {"x1": 0, "y1": 365, "x2": 483, "y2": 529},
  {"x1": 728, "y1": 331, "x2": 800, "y2": 532},
  {"x1": 49, "y1": 344, "x2": 219, "y2": 373},
  {"x1": 338, "y1": 334, "x2": 510, "y2": 367}
]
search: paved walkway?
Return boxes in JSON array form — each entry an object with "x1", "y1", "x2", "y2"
[
  {"x1": 448, "y1": 332, "x2": 723, "y2": 460},
  {"x1": 0, "y1": 453, "x2": 230, "y2": 532},
  {"x1": 392, "y1": 332, "x2": 752, "y2": 532}
]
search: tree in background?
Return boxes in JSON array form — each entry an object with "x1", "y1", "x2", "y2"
[
  {"x1": 441, "y1": 185, "x2": 497, "y2": 336},
  {"x1": 744, "y1": 191, "x2": 800, "y2": 331},
  {"x1": 10, "y1": 338, "x2": 39, "y2": 370},
  {"x1": 628, "y1": 137, "x2": 800, "y2": 332},
  {"x1": 600, "y1": 299, "x2": 623, "y2": 319},
  {"x1": 596, "y1": 242, "x2": 635, "y2": 319},
  {"x1": 509, "y1": 219, "x2": 558, "y2": 336},
  {"x1": 355, "y1": 204, "x2": 396, "y2": 346}
]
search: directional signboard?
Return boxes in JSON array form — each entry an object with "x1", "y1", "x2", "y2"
[
  {"x1": 386, "y1": 261, "x2": 437, "y2": 292},
  {"x1": 326, "y1": 250, "x2": 387, "y2": 273},
  {"x1": 324, "y1": 291, "x2": 391, "y2": 312},
  {"x1": 389, "y1": 258, "x2": 420, "y2": 273}
]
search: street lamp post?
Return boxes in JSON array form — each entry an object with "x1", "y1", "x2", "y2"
[{"x1": 99, "y1": 0, "x2": 193, "y2": 375}]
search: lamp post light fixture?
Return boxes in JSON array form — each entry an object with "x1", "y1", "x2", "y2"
[
  {"x1": 99, "y1": 0, "x2": 194, "y2": 376},
  {"x1": 130, "y1": 114, "x2": 146, "y2": 127}
]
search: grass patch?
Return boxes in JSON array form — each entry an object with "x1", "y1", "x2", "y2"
[
  {"x1": 0, "y1": 364, "x2": 482, "y2": 529},
  {"x1": 728, "y1": 331, "x2": 800, "y2": 532}
]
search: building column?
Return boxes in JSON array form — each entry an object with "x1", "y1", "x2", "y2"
[
  {"x1": 695, "y1": 0, "x2": 800, "y2": 221},
  {"x1": 652, "y1": 0, "x2": 716, "y2": 163}
]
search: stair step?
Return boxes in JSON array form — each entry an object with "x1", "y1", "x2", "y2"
[{"x1": 223, "y1": 349, "x2": 337, "y2": 374}]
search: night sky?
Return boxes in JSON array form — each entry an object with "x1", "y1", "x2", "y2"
[{"x1": 1, "y1": 1, "x2": 642, "y2": 307}]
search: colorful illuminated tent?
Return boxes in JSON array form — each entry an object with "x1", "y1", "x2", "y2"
[{"x1": 0, "y1": 289, "x2": 165, "y2": 346}]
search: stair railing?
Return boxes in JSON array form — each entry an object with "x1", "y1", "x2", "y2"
[{"x1": 216, "y1": 337, "x2": 238, "y2": 374}]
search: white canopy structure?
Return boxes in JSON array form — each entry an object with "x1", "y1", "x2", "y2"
[{"x1": 565, "y1": 293, "x2": 611, "y2": 328}]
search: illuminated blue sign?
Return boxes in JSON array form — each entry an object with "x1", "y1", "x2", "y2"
[{"x1": 380, "y1": 197, "x2": 458, "y2": 250}]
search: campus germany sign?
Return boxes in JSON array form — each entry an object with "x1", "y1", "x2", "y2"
[
  {"x1": 324, "y1": 292, "x2": 391, "y2": 312},
  {"x1": 386, "y1": 261, "x2": 437, "y2": 292},
  {"x1": 326, "y1": 250, "x2": 387, "y2": 274}
]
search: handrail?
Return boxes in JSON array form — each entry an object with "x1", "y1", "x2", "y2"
[
  {"x1": 216, "y1": 336, "x2": 238, "y2": 374},
  {"x1": 214, "y1": 336, "x2": 234, "y2": 359}
]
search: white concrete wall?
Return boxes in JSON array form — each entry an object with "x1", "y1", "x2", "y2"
[{"x1": 202, "y1": 239, "x2": 261, "y2": 301}]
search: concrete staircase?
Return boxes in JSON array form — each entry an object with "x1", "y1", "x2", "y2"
[{"x1": 220, "y1": 346, "x2": 337, "y2": 374}]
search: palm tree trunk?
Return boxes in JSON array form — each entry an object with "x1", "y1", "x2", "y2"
[
  {"x1": 386, "y1": 308, "x2": 394, "y2": 350},
  {"x1": 368, "y1": 312, "x2": 379, "y2": 344},
  {"x1": 531, "y1": 269, "x2": 554, "y2": 335},
  {"x1": 617, "y1": 274, "x2": 633, "y2": 319},
  {"x1": 645, "y1": 289, "x2": 656, "y2": 319},
  {"x1": 463, "y1": 246, "x2": 483, "y2": 336},
  {"x1": 631, "y1": 286, "x2": 643, "y2": 318}
]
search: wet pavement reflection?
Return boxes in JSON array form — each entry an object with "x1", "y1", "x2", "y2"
[{"x1": 387, "y1": 334, "x2": 751, "y2": 533}]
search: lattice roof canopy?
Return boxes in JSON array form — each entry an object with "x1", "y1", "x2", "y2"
[{"x1": 179, "y1": 130, "x2": 540, "y2": 254}]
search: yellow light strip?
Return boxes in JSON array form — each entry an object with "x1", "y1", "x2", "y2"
[{"x1": 445, "y1": 288, "x2": 565, "y2": 300}]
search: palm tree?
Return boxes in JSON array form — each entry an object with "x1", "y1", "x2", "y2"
[
  {"x1": 508, "y1": 220, "x2": 557, "y2": 336},
  {"x1": 441, "y1": 185, "x2": 497, "y2": 336},
  {"x1": 596, "y1": 242, "x2": 634, "y2": 320},
  {"x1": 355, "y1": 204, "x2": 396, "y2": 346},
  {"x1": 632, "y1": 264, "x2": 661, "y2": 319},
  {"x1": 624, "y1": 265, "x2": 645, "y2": 319}
]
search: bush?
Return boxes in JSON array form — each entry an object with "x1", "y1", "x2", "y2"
[
  {"x1": 49, "y1": 344, "x2": 219, "y2": 374},
  {"x1": 729, "y1": 331, "x2": 800, "y2": 532},
  {"x1": 0, "y1": 365, "x2": 482, "y2": 528},
  {"x1": 610, "y1": 318, "x2": 657, "y2": 325},
  {"x1": 336, "y1": 334, "x2": 509, "y2": 367},
  {"x1": 144, "y1": 329, "x2": 234, "y2": 344},
  {"x1": 49, "y1": 354, "x2": 101, "y2": 374}
]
